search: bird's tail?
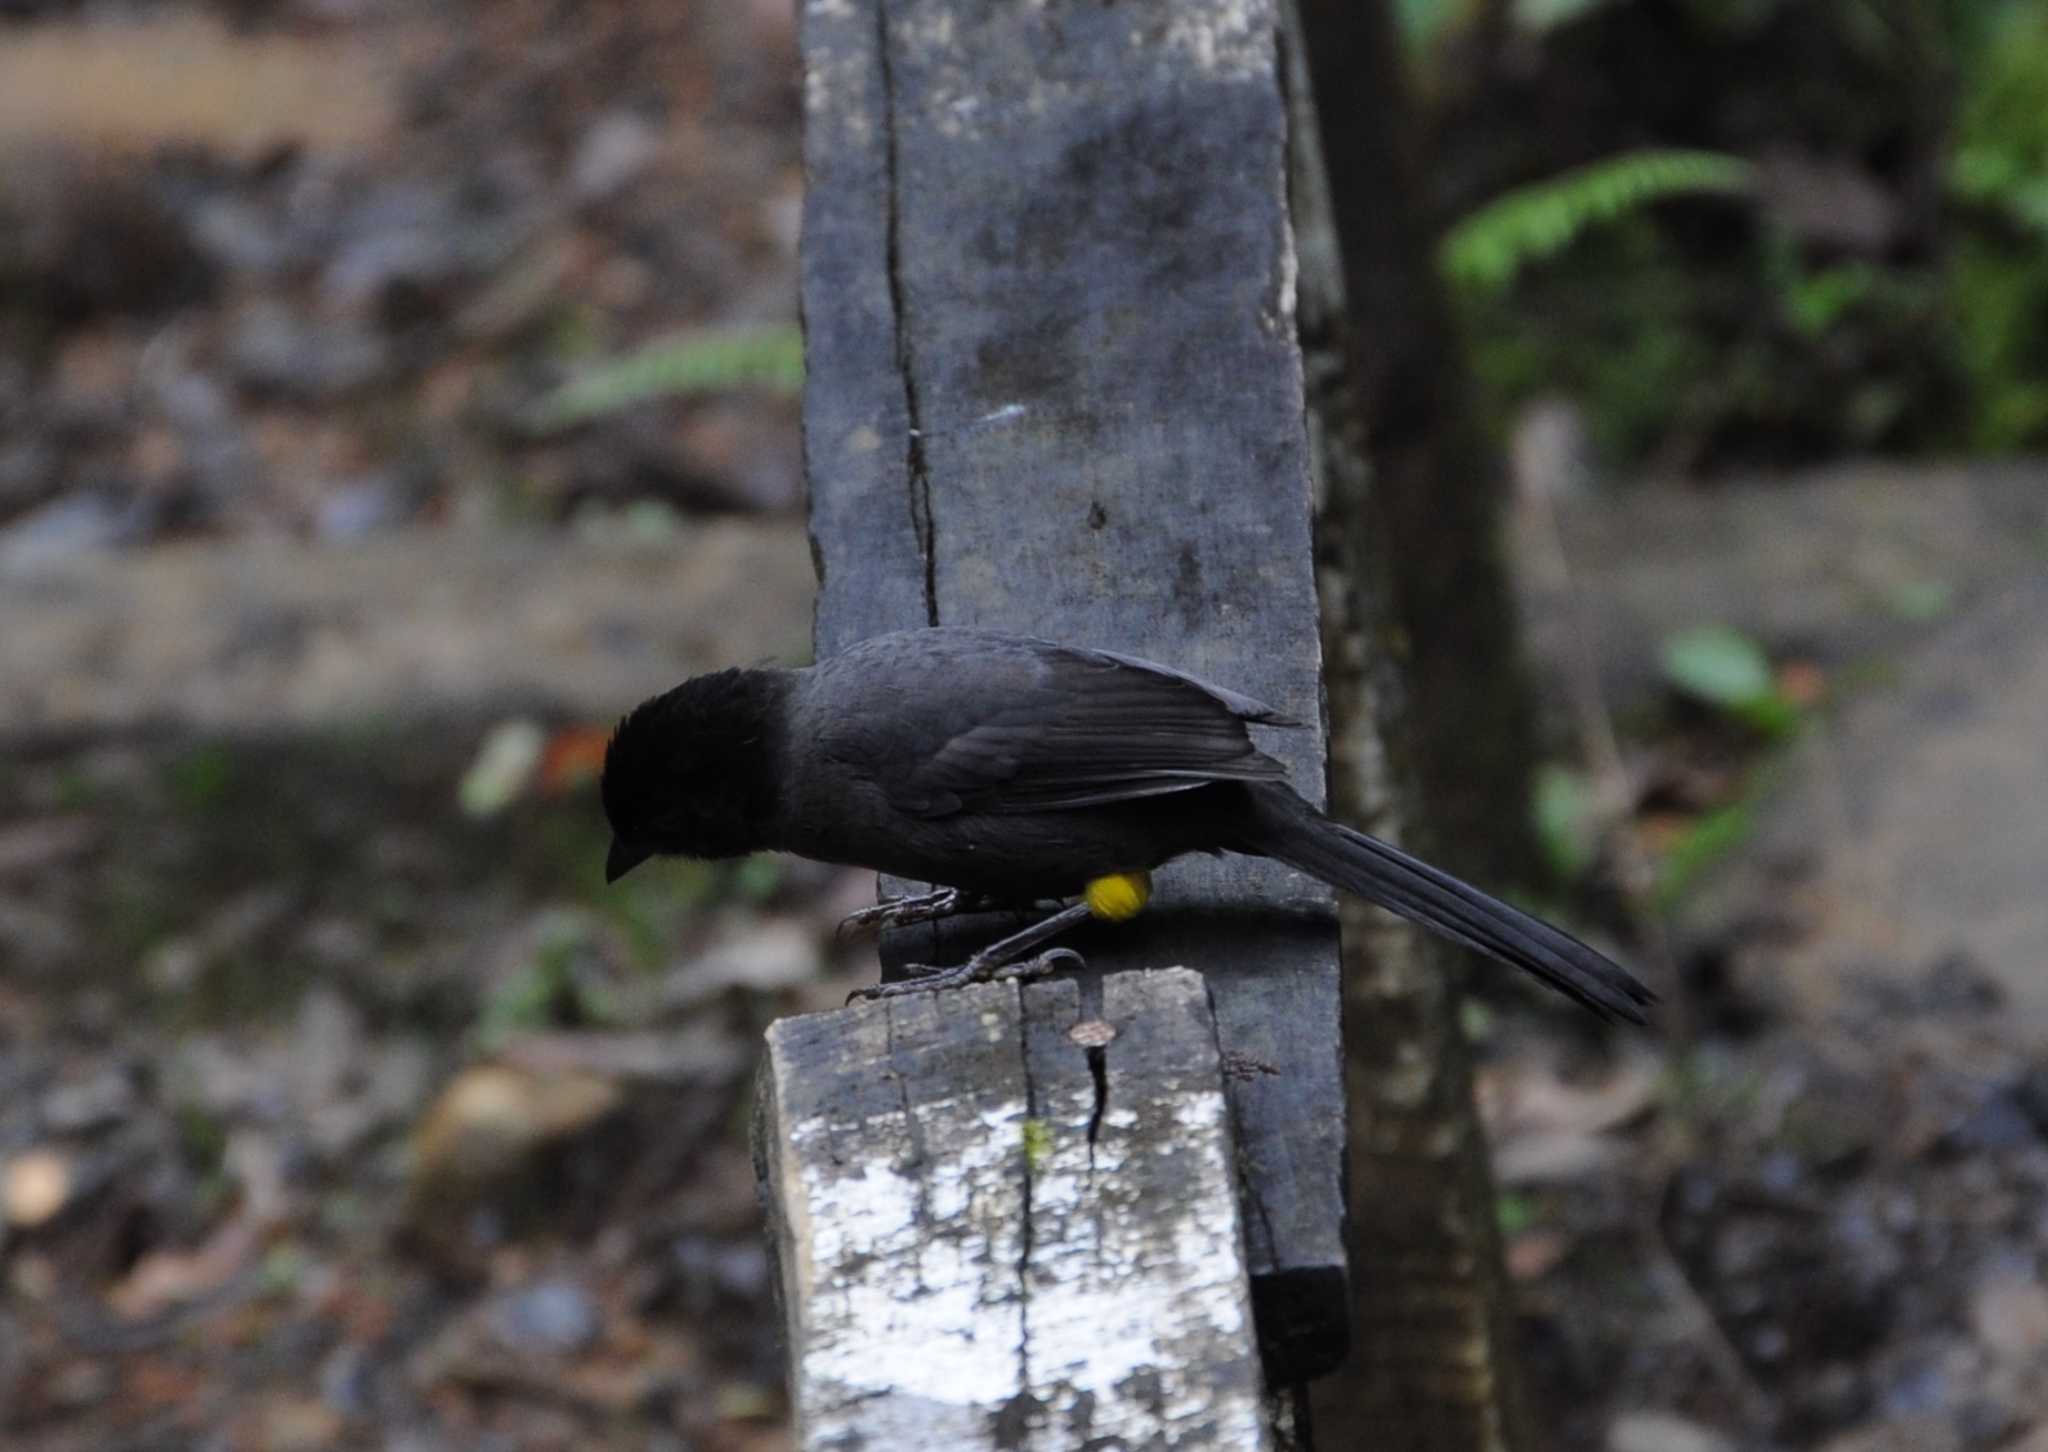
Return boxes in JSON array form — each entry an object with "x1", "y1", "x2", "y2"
[{"x1": 1243, "y1": 787, "x2": 1655, "y2": 1024}]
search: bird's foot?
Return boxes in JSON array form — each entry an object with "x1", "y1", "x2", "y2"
[
  {"x1": 835, "y1": 887, "x2": 983, "y2": 941},
  {"x1": 844, "y1": 899, "x2": 1096, "y2": 1004},
  {"x1": 836, "y1": 888, "x2": 1067, "y2": 941},
  {"x1": 848, "y1": 947, "x2": 1086, "y2": 1003}
]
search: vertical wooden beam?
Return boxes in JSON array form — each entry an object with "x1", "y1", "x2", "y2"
[{"x1": 797, "y1": 0, "x2": 1350, "y2": 1381}]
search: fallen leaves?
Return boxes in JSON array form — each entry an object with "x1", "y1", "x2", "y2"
[{"x1": 3, "y1": 1148, "x2": 73, "y2": 1229}]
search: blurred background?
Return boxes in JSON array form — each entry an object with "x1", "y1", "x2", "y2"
[{"x1": 1, "y1": 1, "x2": 2046, "y2": 1449}]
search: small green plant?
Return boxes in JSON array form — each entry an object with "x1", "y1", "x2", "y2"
[
  {"x1": 51, "y1": 765, "x2": 97, "y2": 810},
  {"x1": 472, "y1": 911, "x2": 617, "y2": 1050},
  {"x1": 1496, "y1": 1190, "x2": 1539, "y2": 1236},
  {"x1": 1659, "y1": 624, "x2": 1798, "y2": 737},
  {"x1": 1440, "y1": 149, "x2": 1755, "y2": 293},
  {"x1": 1653, "y1": 796, "x2": 1759, "y2": 910},
  {"x1": 1782, "y1": 261, "x2": 1884, "y2": 340},
  {"x1": 730, "y1": 853, "x2": 787, "y2": 904},
  {"x1": 1660, "y1": 1049, "x2": 1766, "y2": 1131},
  {"x1": 1532, "y1": 762, "x2": 1601, "y2": 884},
  {"x1": 1883, "y1": 578, "x2": 1954, "y2": 623},
  {"x1": 1946, "y1": 2, "x2": 2048, "y2": 232},
  {"x1": 1944, "y1": 1, "x2": 2048, "y2": 449},
  {"x1": 173, "y1": 1101, "x2": 230, "y2": 1175},
  {"x1": 1396, "y1": 0, "x2": 1626, "y2": 56},
  {"x1": 1021, "y1": 1118, "x2": 1054, "y2": 1172},
  {"x1": 167, "y1": 745, "x2": 236, "y2": 812},
  {"x1": 258, "y1": 1243, "x2": 310, "y2": 1297},
  {"x1": 528, "y1": 324, "x2": 803, "y2": 432}
]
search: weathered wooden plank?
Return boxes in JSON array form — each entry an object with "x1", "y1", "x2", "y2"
[
  {"x1": 798, "y1": 0, "x2": 1349, "y2": 1380},
  {"x1": 756, "y1": 969, "x2": 1273, "y2": 1450},
  {"x1": 798, "y1": 0, "x2": 929, "y2": 657}
]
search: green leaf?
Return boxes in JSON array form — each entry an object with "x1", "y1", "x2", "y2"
[
  {"x1": 731, "y1": 853, "x2": 787, "y2": 903},
  {"x1": 458, "y1": 719, "x2": 545, "y2": 818},
  {"x1": 1786, "y1": 263, "x2": 1879, "y2": 338},
  {"x1": 1654, "y1": 797, "x2": 1759, "y2": 910},
  {"x1": 1532, "y1": 763, "x2": 1601, "y2": 883},
  {"x1": 1660, "y1": 624, "x2": 1774, "y2": 711},
  {"x1": 1513, "y1": 0, "x2": 1617, "y2": 32},
  {"x1": 471, "y1": 911, "x2": 617, "y2": 1050},
  {"x1": 1395, "y1": 0, "x2": 1467, "y2": 50},
  {"x1": 1496, "y1": 1191, "x2": 1539, "y2": 1236},
  {"x1": 1885, "y1": 579, "x2": 1954, "y2": 623},
  {"x1": 167, "y1": 745, "x2": 236, "y2": 812},
  {"x1": 528, "y1": 325, "x2": 803, "y2": 433},
  {"x1": 1733, "y1": 693, "x2": 1801, "y2": 738},
  {"x1": 1441, "y1": 149, "x2": 1754, "y2": 293}
]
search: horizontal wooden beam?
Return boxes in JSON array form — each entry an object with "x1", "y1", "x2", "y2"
[{"x1": 756, "y1": 969, "x2": 1276, "y2": 1449}]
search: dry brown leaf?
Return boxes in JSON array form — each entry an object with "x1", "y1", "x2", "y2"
[
  {"x1": 2, "y1": 1148, "x2": 73, "y2": 1228},
  {"x1": 105, "y1": 1210, "x2": 264, "y2": 1321}
]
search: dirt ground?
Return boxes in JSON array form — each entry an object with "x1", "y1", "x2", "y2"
[{"x1": 6, "y1": 4, "x2": 2048, "y2": 1452}]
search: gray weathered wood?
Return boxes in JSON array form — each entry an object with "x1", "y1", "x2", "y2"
[
  {"x1": 756, "y1": 969, "x2": 1274, "y2": 1450},
  {"x1": 798, "y1": 0, "x2": 928, "y2": 656},
  {"x1": 797, "y1": 0, "x2": 1348, "y2": 1380}
]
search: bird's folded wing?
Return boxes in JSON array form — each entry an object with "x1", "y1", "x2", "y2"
[{"x1": 878, "y1": 642, "x2": 1293, "y2": 818}]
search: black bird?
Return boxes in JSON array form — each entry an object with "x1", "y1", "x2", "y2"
[{"x1": 601, "y1": 627, "x2": 1653, "y2": 1023}]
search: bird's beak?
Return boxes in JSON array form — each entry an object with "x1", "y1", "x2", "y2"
[{"x1": 606, "y1": 837, "x2": 653, "y2": 884}]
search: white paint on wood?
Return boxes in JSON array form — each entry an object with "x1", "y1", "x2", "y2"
[
  {"x1": 802, "y1": 0, "x2": 873, "y2": 150},
  {"x1": 790, "y1": 1099, "x2": 1029, "y2": 1421},
  {"x1": 765, "y1": 975, "x2": 1274, "y2": 1449},
  {"x1": 1154, "y1": 0, "x2": 1272, "y2": 82},
  {"x1": 1023, "y1": 1090, "x2": 1268, "y2": 1447}
]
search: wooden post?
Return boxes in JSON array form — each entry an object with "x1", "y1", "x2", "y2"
[
  {"x1": 756, "y1": 970, "x2": 1277, "y2": 1449},
  {"x1": 773, "y1": 0, "x2": 1348, "y2": 1439}
]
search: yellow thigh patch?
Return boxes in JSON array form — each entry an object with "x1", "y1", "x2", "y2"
[{"x1": 1084, "y1": 870, "x2": 1153, "y2": 923}]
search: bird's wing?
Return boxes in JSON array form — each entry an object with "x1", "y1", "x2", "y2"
[{"x1": 842, "y1": 632, "x2": 1298, "y2": 819}]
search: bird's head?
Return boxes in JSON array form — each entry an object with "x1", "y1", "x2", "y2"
[{"x1": 600, "y1": 668, "x2": 782, "y2": 881}]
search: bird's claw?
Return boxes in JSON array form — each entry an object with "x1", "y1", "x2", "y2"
[
  {"x1": 834, "y1": 887, "x2": 966, "y2": 942},
  {"x1": 835, "y1": 890, "x2": 1071, "y2": 942},
  {"x1": 847, "y1": 947, "x2": 1087, "y2": 1004}
]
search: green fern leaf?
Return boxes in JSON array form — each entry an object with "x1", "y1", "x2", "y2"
[
  {"x1": 528, "y1": 325, "x2": 803, "y2": 433},
  {"x1": 1441, "y1": 149, "x2": 1755, "y2": 293}
]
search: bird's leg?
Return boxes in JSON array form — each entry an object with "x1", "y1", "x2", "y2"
[
  {"x1": 836, "y1": 886, "x2": 1065, "y2": 940},
  {"x1": 849, "y1": 901, "x2": 1096, "y2": 1001},
  {"x1": 836, "y1": 886, "x2": 982, "y2": 940}
]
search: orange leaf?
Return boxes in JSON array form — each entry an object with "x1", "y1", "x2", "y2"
[{"x1": 540, "y1": 725, "x2": 612, "y2": 795}]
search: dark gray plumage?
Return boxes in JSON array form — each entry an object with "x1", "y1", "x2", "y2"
[{"x1": 601, "y1": 627, "x2": 1654, "y2": 1023}]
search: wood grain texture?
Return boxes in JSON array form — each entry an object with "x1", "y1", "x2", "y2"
[
  {"x1": 757, "y1": 970, "x2": 1272, "y2": 1450},
  {"x1": 799, "y1": 0, "x2": 929, "y2": 657},
  {"x1": 797, "y1": 0, "x2": 1348, "y2": 1381}
]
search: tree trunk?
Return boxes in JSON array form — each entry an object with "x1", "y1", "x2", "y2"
[
  {"x1": 1282, "y1": 4, "x2": 1532, "y2": 1448},
  {"x1": 1293, "y1": 0, "x2": 1539, "y2": 888}
]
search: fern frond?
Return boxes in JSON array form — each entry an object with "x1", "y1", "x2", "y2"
[
  {"x1": 528, "y1": 325, "x2": 803, "y2": 433},
  {"x1": 1441, "y1": 148, "x2": 1755, "y2": 293}
]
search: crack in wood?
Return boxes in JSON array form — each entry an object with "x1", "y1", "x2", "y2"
[
  {"x1": 873, "y1": 0, "x2": 937, "y2": 626},
  {"x1": 1084, "y1": 1044, "x2": 1109, "y2": 1159},
  {"x1": 1012, "y1": 983, "x2": 1037, "y2": 1403}
]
